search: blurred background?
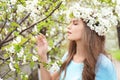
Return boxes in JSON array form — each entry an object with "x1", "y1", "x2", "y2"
[{"x1": 0, "y1": 0, "x2": 120, "y2": 80}]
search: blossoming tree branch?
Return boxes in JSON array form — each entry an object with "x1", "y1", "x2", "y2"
[
  {"x1": 0, "y1": 0, "x2": 120, "y2": 80},
  {"x1": 0, "y1": 0, "x2": 67, "y2": 79}
]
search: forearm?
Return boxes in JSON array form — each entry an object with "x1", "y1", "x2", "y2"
[
  {"x1": 39, "y1": 64, "x2": 52, "y2": 80},
  {"x1": 39, "y1": 64, "x2": 59, "y2": 80}
]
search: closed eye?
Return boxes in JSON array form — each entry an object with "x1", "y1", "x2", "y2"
[
  {"x1": 73, "y1": 20, "x2": 78, "y2": 25},
  {"x1": 69, "y1": 19, "x2": 79, "y2": 25}
]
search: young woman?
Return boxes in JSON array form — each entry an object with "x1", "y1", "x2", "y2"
[{"x1": 36, "y1": 18, "x2": 117, "y2": 80}]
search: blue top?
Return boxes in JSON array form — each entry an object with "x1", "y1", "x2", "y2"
[{"x1": 59, "y1": 53, "x2": 117, "y2": 80}]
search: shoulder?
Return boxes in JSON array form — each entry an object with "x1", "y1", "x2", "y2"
[
  {"x1": 97, "y1": 54, "x2": 112, "y2": 68},
  {"x1": 96, "y1": 54, "x2": 117, "y2": 80}
]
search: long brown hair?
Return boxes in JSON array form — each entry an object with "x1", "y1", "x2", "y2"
[{"x1": 59, "y1": 19, "x2": 107, "y2": 80}]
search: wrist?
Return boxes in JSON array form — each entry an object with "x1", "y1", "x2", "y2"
[
  {"x1": 40, "y1": 55, "x2": 48, "y2": 63},
  {"x1": 39, "y1": 61, "x2": 48, "y2": 69}
]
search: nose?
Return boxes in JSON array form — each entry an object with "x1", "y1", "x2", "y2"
[{"x1": 67, "y1": 23, "x2": 72, "y2": 30}]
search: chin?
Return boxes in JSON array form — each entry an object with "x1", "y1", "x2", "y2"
[
  {"x1": 67, "y1": 37, "x2": 81, "y2": 41},
  {"x1": 67, "y1": 37, "x2": 75, "y2": 41}
]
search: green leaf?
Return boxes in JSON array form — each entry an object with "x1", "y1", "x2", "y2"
[
  {"x1": 30, "y1": 61, "x2": 35, "y2": 68},
  {"x1": 69, "y1": 12, "x2": 74, "y2": 18},
  {"x1": 18, "y1": 0, "x2": 26, "y2": 6},
  {"x1": 14, "y1": 63, "x2": 20, "y2": 73},
  {"x1": 109, "y1": 50, "x2": 120, "y2": 61},
  {"x1": 0, "y1": 2, "x2": 6, "y2": 10},
  {"x1": 0, "y1": 15, "x2": 2, "y2": 21},
  {"x1": 14, "y1": 31, "x2": 19, "y2": 36},
  {"x1": 4, "y1": 53, "x2": 9, "y2": 58},
  {"x1": 99, "y1": 0, "x2": 116, "y2": 6},
  {"x1": 48, "y1": 39, "x2": 54, "y2": 47},
  {"x1": 37, "y1": 21, "x2": 46, "y2": 30},
  {"x1": 10, "y1": 22, "x2": 19, "y2": 27},
  {"x1": 14, "y1": 44, "x2": 21, "y2": 53}
]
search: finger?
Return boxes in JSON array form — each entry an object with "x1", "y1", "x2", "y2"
[
  {"x1": 39, "y1": 33, "x2": 46, "y2": 40},
  {"x1": 41, "y1": 34, "x2": 45, "y2": 38},
  {"x1": 36, "y1": 36, "x2": 42, "y2": 43},
  {"x1": 36, "y1": 36, "x2": 43, "y2": 45},
  {"x1": 37, "y1": 41, "x2": 44, "y2": 47},
  {"x1": 38, "y1": 35, "x2": 43, "y2": 39},
  {"x1": 37, "y1": 36, "x2": 44, "y2": 44},
  {"x1": 36, "y1": 34, "x2": 47, "y2": 45}
]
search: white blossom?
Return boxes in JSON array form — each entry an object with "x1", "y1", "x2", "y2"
[
  {"x1": 51, "y1": 28, "x2": 56, "y2": 32},
  {"x1": 48, "y1": 46, "x2": 52, "y2": 51},
  {"x1": 25, "y1": 0, "x2": 39, "y2": 13},
  {"x1": 9, "y1": 62, "x2": 16, "y2": 71},
  {"x1": 115, "y1": 5, "x2": 120, "y2": 19},
  {"x1": 13, "y1": 36, "x2": 21, "y2": 44},
  {"x1": 38, "y1": 6, "x2": 42, "y2": 10},
  {"x1": 117, "y1": 0, "x2": 120, "y2": 5},
  {"x1": 10, "y1": 0, "x2": 17, "y2": 5},
  {"x1": 17, "y1": 5, "x2": 26, "y2": 13},
  {"x1": 4, "y1": 28, "x2": 8, "y2": 34},
  {"x1": 25, "y1": 75, "x2": 28, "y2": 78},
  {"x1": 112, "y1": 0, "x2": 116, "y2": 3},
  {"x1": 10, "y1": 56, "x2": 15, "y2": 63},
  {"x1": 32, "y1": 55, "x2": 38, "y2": 61},
  {"x1": 33, "y1": 0, "x2": 38, "y2": 6},
  {"x1": 59, "y1": 26, "x2": 63, "y2": 31},
  {"x1": 50, "y1": 31, "x2": 55, "y2": 36},
  {"x1": 33, "y1": 49, "x2": 37, "y2": 54},
  {"x1": 16, "y1": 36, "x2": 21, "y2": 43},
  {"x1": 0, "y1": 77, "x2": 3, "y2": 80},
  {"x1": 26, "y1": 1, "x2": 35, "y2": 12},
  {"x1": 6, "y1": 45, "x2": 15, "y2": 53},
  {"x1": 22, "y1": 55, "x2": 26, "y2": 65},
  {"x1": 49, "y1": 62, "x2": 59, "y2": 73},
  {"x1": 30, "y1": 12, "x2": 39, "y2": 22},
  {"x1": 17, "y1": 26, "x2": 26, "y2": 32},
  {"x1": 61, "y1": 0, "x2": 66, "y2": 5},
  {"x1": 17, "y1": 48, "x2": 24, "y2": 58},
  {"x1": 32, "y1": 25, "x2": 38, "y2": 32},
  {"x1": 65, "y1": 1, "x2": 119, "y2": 36}
]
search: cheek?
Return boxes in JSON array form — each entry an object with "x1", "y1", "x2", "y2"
[
  {"x1": 75, "y1": 25, "x2": 85, "y2": 40},
  {"x1": 73, "y1": 30, "x2": 83, "y2": 40},
  {"x1": 68, "y1": 27, "x2": 84, "y2": 40}
]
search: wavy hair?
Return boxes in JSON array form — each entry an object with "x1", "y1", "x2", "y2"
[{"x1": 59, "y1": 19, "x2": 107, "y2": 80}]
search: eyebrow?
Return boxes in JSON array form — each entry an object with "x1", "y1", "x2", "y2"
[{"x1": 70, "y1": 19, "x2": 79, "y2": 23}]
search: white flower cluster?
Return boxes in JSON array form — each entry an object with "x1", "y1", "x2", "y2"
[
  {"x1": 9, "y1": 56, "x2": 16, "y2": 71},
  {"x1": 0, "y1": 77, "x2": 3, "y2": 80},
  {"x1": 8, "y1": 0, "x2": 43, "y2": 23},
  {"x1": 17, "y1": 48, "x2": 24, "y2": 58},
  {"x1": 49, "y1": 62, "x2": 60, "y2": 73},
  {"x1": 66, "y1": 0, "x2": 119, "y2": 36},
  {"x1": 32, "y1": 55, "x2": 38, "y2": 61},
  {"x1": 115, "y1": 0, "x2": 120, "y2": 20}
]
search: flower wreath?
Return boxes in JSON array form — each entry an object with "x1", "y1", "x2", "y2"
[{"x1": 65, "y1": 0, "x2": 119, "y2": 36}]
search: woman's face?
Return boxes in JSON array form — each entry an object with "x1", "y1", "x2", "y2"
[{"x1": 67, "y1": 19, "x2": 85, "y2": 41}]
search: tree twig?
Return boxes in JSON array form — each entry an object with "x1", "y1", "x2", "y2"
[
  {"x1": 1, "y1": 67, "x2": 11, "y2": 78},
  {"x1": 19, "y1": 1, "x2": 62, "y2": 34},
  {"x1": 0, "y1": 1, "x2": 62, "y2": 48},
  {"x1": 55, "y1": 36, "x2": 65, "y2": 47},
  {"x1": 19, "y1": 13, "x2": 31, "y2": 25},
  {"x1": 0, "y1": 55, "x2": 4, "y2": 61},
  {"x1": 0, "y1": 10, "x2": 8, "y2": 33}
]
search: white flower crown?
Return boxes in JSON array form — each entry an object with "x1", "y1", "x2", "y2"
[{"x1": 65, "y1": 1, "x2": 119, "y2": 36}]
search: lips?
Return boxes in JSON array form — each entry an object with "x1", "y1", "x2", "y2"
[{"x1": 67, "y1": 31, "x2": 72, "y2": 34}]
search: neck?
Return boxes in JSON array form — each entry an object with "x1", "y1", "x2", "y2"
[
  {"x1": 73, "y1": 40, "x2": 86, "y2": 63},
  {"x1": 76, "y1": 40, "x2": 85, "y2": 55}
]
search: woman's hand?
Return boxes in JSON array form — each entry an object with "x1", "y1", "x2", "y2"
[{"x1": 36, "y1": 34, "x2": 48, "y2": 63}]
